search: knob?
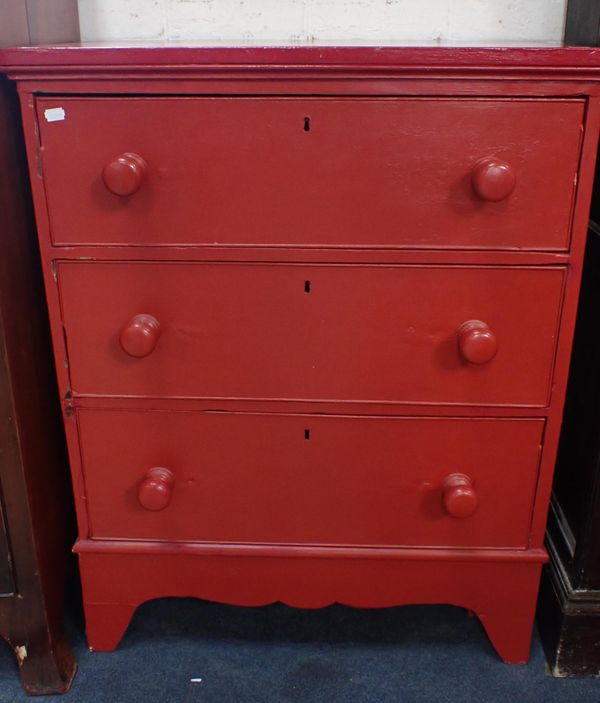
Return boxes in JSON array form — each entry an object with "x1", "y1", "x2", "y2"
[
  {"x1": 120, "y1": 314, "x2": 160, "y2": 358},
  {"x1": 138, "y1": 467, "x2": 174, "y2": 511},
  {"x1": 442, "y1": 473, "x2": 478, "y2": 519},
  {"x1": 102, "y1": 152, "x2": 147, "y2": 196},
  {"x1": 471, "y1": 157, "x2": 516, "y2": 202},
  {"x1": 457, "y1": 320, "x2": 497, "y2": 365}
]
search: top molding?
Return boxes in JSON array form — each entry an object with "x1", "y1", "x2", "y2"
[{"x1": 4, "y1": 43, "x2": 600, "y2": 80}]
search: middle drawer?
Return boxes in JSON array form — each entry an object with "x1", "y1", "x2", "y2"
[{"x1": 58, "y1": 262, "x2": 564, "y2": 407}]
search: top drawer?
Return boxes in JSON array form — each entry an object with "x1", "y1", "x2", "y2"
[{"x1": 36, "y1": 97, "x2": 583, "y2": 250}]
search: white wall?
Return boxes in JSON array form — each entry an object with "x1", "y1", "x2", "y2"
[{"x1": 77, "y1": 0, "x2": 568, "y2": 44}]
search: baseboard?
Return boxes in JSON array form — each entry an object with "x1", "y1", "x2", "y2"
[{"x1": 538, "y1": 532, "x2": 600, "y2": 676}]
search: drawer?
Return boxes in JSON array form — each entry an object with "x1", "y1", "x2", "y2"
[
  {"x1": 58, "y1": 262, "x2": 564, "y2": 407},
  {"x1": 78, "y1": 410, "x2": 544, "y2": 548},
  {"x1": 38, "y1": 97, "x2": 583, "y2": 250}
]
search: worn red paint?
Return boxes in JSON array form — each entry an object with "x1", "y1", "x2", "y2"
[
  {"x1": 57, "y1": 262, "x2": 564, "y2": 406},
  {"x1": 2, "y1": 44, "x2": 600, "y2": 665},
  {"x1": 77, "y1": 410, "x2": 544, "y2": 548},
  {"x1": 34, "y1": 96, "x2": 583, "y2": 250}
]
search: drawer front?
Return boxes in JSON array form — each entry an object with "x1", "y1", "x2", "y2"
[
  {"x1": 79, "y1": 410, "x2": 543, "y2": 548},
  {"x1": 38, "y1": 97, "x2": 583, "y2": 250},
  {"x1": 58, "y1": 262, "x2": 564, "y2": 407}
]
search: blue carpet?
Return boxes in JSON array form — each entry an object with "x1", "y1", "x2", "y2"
[{"x1": 0, "y1": 599, "x2": 599, "y2": 702}]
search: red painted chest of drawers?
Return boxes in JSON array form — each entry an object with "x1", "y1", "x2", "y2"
[{"x1": 3, "y1": 44, "x2": 600, "y2": 664}]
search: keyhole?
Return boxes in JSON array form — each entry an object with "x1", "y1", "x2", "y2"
[
  {"x1": 304, "y1": 429, "x2": 310, "y2": 440},
  {"x1": 304, "y1": 116, "x2": 311, "y2": 132},
  {"x1": 304, "y1": 280, "x2": 311, "y2": 293}
]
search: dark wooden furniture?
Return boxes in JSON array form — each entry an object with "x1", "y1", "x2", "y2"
[
  {"x1": 0, "y1": 74, "x2": 76, "y2": 697},
  {"x1": 537, "y1": 5, "x2": 600, "y2": 672},
  {"x1": 0, "y1": 0, "x2": 78, "y2": 695},
  {"x1": 2, "y1": 44, "x2": 600, "y2": 665},
  {"x1": 537, "y1": 220, "x2": 600, "y2": 676},
  {"x1": 565, "y1": 0, "x2": 600, "y2": 47}
]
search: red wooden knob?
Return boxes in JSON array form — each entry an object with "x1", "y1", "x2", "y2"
[
  {"x1": 442, "y1": 473, "x2": 478, "y2": 519},
  {"x1": 120, "y1": 314, "x2": 160, "y2": 358},
  {"x1": 471, "y1": 157, "x2": 516, "y2": 202},
  {"x1": 102, "y1": 152, "x2": 147, "y2": 196},
  {"x1": 457, "y1": 320, "x2": 498, "y2": 365},
  {"x1": 138, "y1": 467, "x2": 174, "y2": 511}
]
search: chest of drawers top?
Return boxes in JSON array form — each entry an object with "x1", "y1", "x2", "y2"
[{"x1": 3, "y1": 44, "x2": 600, "y2": 258}]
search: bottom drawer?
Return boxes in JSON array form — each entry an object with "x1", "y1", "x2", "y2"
[{"x1": 78, "y1": 410, "x2": 543, "y2": 548}]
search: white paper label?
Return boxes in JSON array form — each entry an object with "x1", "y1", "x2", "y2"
[{"x1": 44, "y1": 107, "x2": 66, "y2": 123}]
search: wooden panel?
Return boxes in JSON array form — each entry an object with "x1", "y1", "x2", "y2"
[
  {"x1": 0, "y1": 0, "x2": 79, "y2": 48},
  {"x1": 551, "y1": 227, "x2": 600, "y2": 566},
  {"x1": 538, "y1": 534, "x2": 600, "y2": 676},
  {"x1": 0, "y1": 73, "x2": 76, "y2": 693},
  {"x1": 0, "y1": 2, "x2": 29, "y2": 48},
  {"x1": 24, "y1": 0, "x2": 79, "y2": 46},
  {"x1": 58, "y1": 262, "x2": 565, "y2": 407},
  {"x1": 0, "y1": 495, "x2": 14, "y2": 595},
  {"x1": 537, "y1": 224, "x2": 600, "y2": 676},
  {"x1": 78, "y1": 410, "x2": 544, "y2": 548},
  {"x1": 2, "y1": 44, "x2": 600, "y2": 72},
  {"x1": 565, "y1": 0, "x2": 600, "y2": 47},
  {"x1": 37, "y1": 97, "x2": 584, "y2": 250},
  {"x1": 77, "y1": 547, "x2": 544, "y2": 663}
]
